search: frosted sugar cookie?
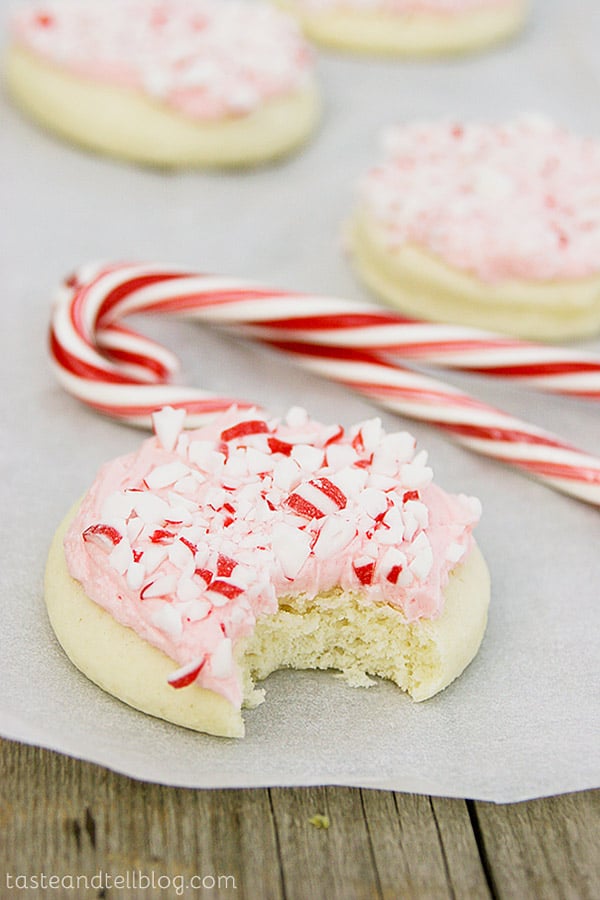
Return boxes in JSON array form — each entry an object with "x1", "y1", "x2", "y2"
[
  {"x1": 276, "y1": 0, "x2": 528, "y2": 56},
  {"x1": 46, "y1": 406, "x2": 489, "y2": 738},
  {"x1": 348, "y1": 117, "x2": 600, "y2": 340},
  {"x1": 7, "y1": 0, "x2": 320, "y2": 168}
]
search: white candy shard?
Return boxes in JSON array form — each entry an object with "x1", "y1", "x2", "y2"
[
  {"x1": 405, "y1": 500, "x2": 429, "y2": 529},
  {"x1": 109, "y1": 539, "x2": 133, "y2": 575},
  {"x1": 245, "y1": 447, "x2": 274, "y2": 475},
  {"x1": 313, "y1": 516, "x2": 356, "y2": 559},
  {"x1": 145, "y1": 461, "x2": 191, "y2": 490},
  {"x1": 285, "y1": 406, "x2": 309, "y2": 427},
  {"x1": 372, "y1": 446, "x2": 400, "y2": 477},
  {"x1": 152, "y1": 406, "x2": 186, "y2": 453},
  {"x1": 142, "y1": 544, "x2": 168, "y2": 574},
  {"x1": 333, "y1": 466, "x2": 368, "y2": 496},
  {"x1": 211, "y1": 638, "x2": 233, "y2": 679},
  {"x1": 126, "y1": 516, "x2": 144, "y2": 543},
  {"x1": 356, "y1": 417, "x2": 383, "y2": 452},
  {"x1": 189, "y1": 440, "x2": 224, "y2": 472},
  {"x1": 409, "y1": 534, "x2": 434, "y2": 581},
  {"x1": 141, "y1": 573, "x2": 178, "y2": 599},
  {"x1": 446, "y1": 542, "x2": 466, "y2": 563},
  {"x1": 184, "y1": 599, "x2": 212, "y2": 622},
  {"x1": 176, "y1": 574, "x2": 203, "y2": 602},
  {"x1": 271, "y1": 522, "x2": 312, "y2": 579},
  {"x1": 381, "y1": 431, "x2": 416, "y2": 462},
  {"x1": 168, "y1": 540, "x2": 195, "y2": 570},
  {"x1": 101, "y1": 491, "x2": 134, "y2": 522},
  {"x1": 326, "y1": 444, "x2": 358, "y2": 469},
  {"x1": 132, "y1": 492, "x2": 171, "y2": 524},
  {"x1": 126, "y1": 561, "x2": 146, "y2": 591},
  {"x1": 292, "y1": 444, "x2": 324, "y2": 472},
  {"x1": 461, "y1": 494, "x2": 483, "y2": 521},
  {"x1": 400, "y1": 462, "x2": 434, "y2": 490},
  {"x1": 151, "y1": 602, "x2": 183, "y2": 638},
  {"x1": 360, "y1": 488, "x2": 389, "y2": 520}
]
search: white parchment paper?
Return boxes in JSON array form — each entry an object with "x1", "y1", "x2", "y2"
[{"x1": 1, "y1": 0, "x2": 599, "y2": 802}]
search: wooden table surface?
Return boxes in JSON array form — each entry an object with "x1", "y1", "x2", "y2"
[{"x1": 1, "y1": 738, "x2": 597, "y2": 899}]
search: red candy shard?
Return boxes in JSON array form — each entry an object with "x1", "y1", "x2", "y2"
[
  {"x1": 195, "y1": 567, "x2": 213, "y2": 586},
  {"x1": 220, "y1": 420, "x2": 269, "y2": 442},
  {"x1": 180, "y1": 537, "x2": 197, "y2": 554},
  {"x1": 82, "y1": 524, "x2": 122, "y2": 546},
  {"x1": 403, "y1": 491, "x2": 420, "y2": 503},
  {"x1": 323, "y1": 424, "x2": 344, "y2": 446},
  {"x1": 132, "y1": 549, "x2": 143, "y2": 563},
  {"x1": 386, "y1": 565, "x2": 403, "y2": 585},
  {"x1": 168, "y1": 656, "x2": 207, "y2": 689},
  {"x1": 310, "y1": 477, "x2": 347, "y2": 510},
  {"x1": 267, "y1": 436, "x2": 293, "y2": 456},
  {"x1": 216, "y1": 554, "x2": 236, "y2": 577},
  {"x1": 140, "y1": 581, "x2": 155, "y2": 600},
  {"x1": 209, "y1": 580, "x2": 244, "y2": 600},
  {"x1": 352, "y1": 432, "x2": 364, "y2": 452},
  {"x1": 286, "y1": 493, "x2": 324, "y2": 520},
  {"x1": 149, "y1": 529, "x2": 176, "y2": 544},
  {"x1": 352, "y1": 559, "x2": 376, "y2": 586}
]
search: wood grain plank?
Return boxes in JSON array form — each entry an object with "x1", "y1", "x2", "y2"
[
  {"x1": 0, "y1": 738, "x2": 281, "y2": 898},
  {"x1": 269, "y1": 785, "x2": 382, "y2": 900},
  {"x1": 269, "y1": 786, "x2": 492, "y2": 900},
  {"x1": 363, "y1": 790, "x2": 448, "y2": 900},
  {"x1": 472, "y1": 791, "x2": 600, "y2": 900},
  {"x1": 359, "y1": 790, "x2": 491, "y2": 900},
  {"x1": 2, "y1": 737, "x2": 599, "y2": 900},
  {"x1": 429, "y1": 796, "x2": 492, "y2": 899}
]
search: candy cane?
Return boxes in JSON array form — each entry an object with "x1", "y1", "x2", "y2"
[
  {"x1": 49, "y1": 262, "x2": 600, "y2": 505},
  {"x1": 67, "y1": 262, "x2": 600, "y2": 401}
]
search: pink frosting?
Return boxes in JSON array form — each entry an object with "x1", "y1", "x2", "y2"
[
  {"x1": 291, "y1": 0, "x2": 513, "y2": 13},
  {"x1": 64, "y1": 407, "x2": 481, "y2": 708},
  {"x1": 359, "y1": 117, "x2": 600, "y2": 283},
  {"x1": 11, "y1": 0, "x2": 313, "y2": 120}
]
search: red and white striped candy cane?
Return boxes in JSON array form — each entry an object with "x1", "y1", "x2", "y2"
[
  {"x1": 248, "y1": 318, "x2": 600, "y2": 400},
  {"x1": 49, "y1": 262, "x2": 600, "y2": 505},
  {"x1": 64, "y1": 262, "x2": 600, "y2": 401}
]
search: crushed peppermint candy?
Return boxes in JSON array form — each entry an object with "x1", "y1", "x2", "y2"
[
  {"x1": 11, "y1": 0, "x2": 314, "y2": 120},
  {"x1": 357, "y1": 116, "x2": 600, "y2": 282},
  {"x1": 65, "y1": 406, "x2": 481, "y2": 707}
]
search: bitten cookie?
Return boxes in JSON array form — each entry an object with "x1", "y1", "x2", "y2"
[
  {"x1": 7, "y1": 0, "x2": 320, "y2": 168},
  {"x1": 348, "y1": 117, "x2": 600, "y2": 340},
  {"x1": 46, "y1": 406, "x2": 490, "y2": 738},
  {"x1": 275, "y1": 0, "x2": 528, "y2": 57}
]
